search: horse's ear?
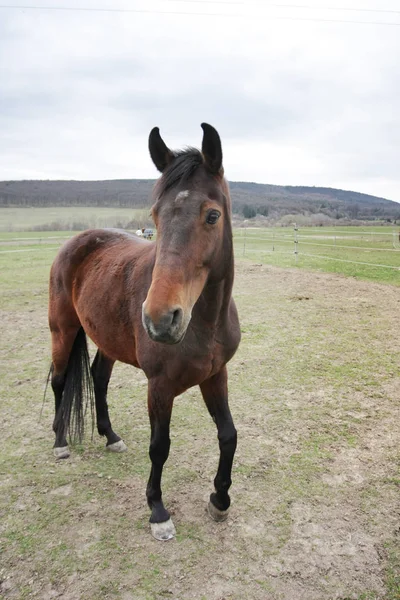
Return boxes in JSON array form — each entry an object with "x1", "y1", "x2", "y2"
[
  {"x1": 149, "y1": 127, "x2": 174, "y2": 173},
  {"x1": 201, "y1": 123, "x2": 223, "y2": 175}
]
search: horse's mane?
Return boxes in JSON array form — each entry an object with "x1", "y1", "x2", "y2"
[{"x1": 156, "y1": 148, "x2": 204, "y2": 196}]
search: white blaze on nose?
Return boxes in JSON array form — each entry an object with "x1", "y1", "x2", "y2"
[{"x1": 175, "y1": 190, "x2": 190, "y2": 205}]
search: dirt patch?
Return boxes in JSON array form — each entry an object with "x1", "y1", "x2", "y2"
[{"x1": 0, "y1": 263, "x2": 399, "y2": 600}]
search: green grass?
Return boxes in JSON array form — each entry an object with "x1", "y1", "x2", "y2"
[
  {"x1": 0, "y1": 247, "x2": 53, "y2": 310},
  {"x1": 234, "y1": 225, "x2": 400, "y2": 285},
  {"x1": 0, "y1": 227, "x2": 399, "y2": 599},
  {"x1": 0, "y1": 206, "x2": 151, "y2": 232},
  {"x1": 2, "y1": 223, "x2": 398, "y2": 286},
  {"x1": 1, "y1": 215, "x2": 399, "y2": 285},
  {"x1": 385, "y1": 539, "x2": 400, "y2": 600}
]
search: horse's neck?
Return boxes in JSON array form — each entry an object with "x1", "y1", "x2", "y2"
[
  {"x1": 202, "y1": 214, "x2": 235, "y2": 322},
  {"x1": 198, "y1": 256, "x2": 235, "y2": 325}
]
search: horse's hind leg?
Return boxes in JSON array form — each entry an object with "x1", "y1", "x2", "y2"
[
  {"x1": 91, "y1": 350, "x2": 127, "y2": 453},
  {"x1": 200, "y1": 366, "x2": 237, "y2": 522},
  {"x1": 51, "y1": 325, "x2": 80, "y2": 459}
]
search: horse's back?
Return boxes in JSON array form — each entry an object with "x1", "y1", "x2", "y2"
[
  {"x1": 50, "y1": 228, "x2": 154, "y2": 301},
  {"x1": 52, "y1": 229, "x2": 149, "y2": 273},
  {"x1": 49, "y1": 229, "x2": 154, "y2": 365},
  {"x1": 57, "y1": 228, "x2": 147, "y2": 260}
]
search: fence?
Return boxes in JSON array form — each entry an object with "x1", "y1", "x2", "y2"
[
  {"x1": 234, "y1": 226, "x2": 400, "y2": 272},
  {"x1": 0, "y1": 235, "x2": 70, "y2": 254},
  {"x1": 1, "y1": 228, "x2": 400, "y2": 275}
]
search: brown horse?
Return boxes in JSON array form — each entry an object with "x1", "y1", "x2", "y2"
[{"x1": 48, "y1": 123, "x2": 241, "y2": 540}]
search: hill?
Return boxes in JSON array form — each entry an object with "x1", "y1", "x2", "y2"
[{"x1": 0, "y1": 179, "x2": 399, "y2": 223}]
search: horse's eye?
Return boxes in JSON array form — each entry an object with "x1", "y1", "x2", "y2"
[{"x1": 206, "y1": 210, "x2": 221, "y2": 225}]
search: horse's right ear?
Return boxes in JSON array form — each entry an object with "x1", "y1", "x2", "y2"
[{"x1": 149, "y1": 127, "x2": 174, "y2": 173}]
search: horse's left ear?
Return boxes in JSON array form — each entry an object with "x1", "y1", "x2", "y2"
[
  {"x1": 201, "y1": 123, "x2": 223, "y2": 175},
  {"x1": 149, "y1": 127, "x2": 174, "y2": 173}
]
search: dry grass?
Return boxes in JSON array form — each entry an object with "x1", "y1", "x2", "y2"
[{"x1": 0, "y1": 248, "x2": 399, "y2": 600}]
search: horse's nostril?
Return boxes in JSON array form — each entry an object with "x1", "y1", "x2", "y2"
[
  {"x1": 142, "y1": 305, "x2": 185, "y2": 344},
  {"x1": 171, "y1": 308, "x2": 183, "y2": 328}
]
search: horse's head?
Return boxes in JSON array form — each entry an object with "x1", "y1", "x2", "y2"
[{"x1": 142, "y1": 123, "x2": 233, "y2": 345}]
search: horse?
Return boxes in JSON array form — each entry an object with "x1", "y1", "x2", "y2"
[{"x1": 48, "y1": 123, "x2": 241, "y2": 540}]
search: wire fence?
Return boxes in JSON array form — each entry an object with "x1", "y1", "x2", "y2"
[
  {"x1": 1, "y1": 229, "x2": 400, "y2": 274},
  {"x1": 0, "y1": 235, "x2": 70, "y2": 253},
  {"x1": 234, "y1": 226, "x2": 400, "y2": 272}
]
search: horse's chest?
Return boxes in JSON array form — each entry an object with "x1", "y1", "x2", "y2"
[
  {"x1": 168, "y1": 358, "x2": 210, "y2": 390},
  {"x1": 167, "y1": 338, "x2": 232, "y2": 390},
  {"x1": 138, "y1": 313, "x2": 240, "y2": 392}
]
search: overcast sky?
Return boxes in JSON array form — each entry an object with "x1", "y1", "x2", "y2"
[{"x1": 1, "y1": 0, "x2": 399, "y2": 201}]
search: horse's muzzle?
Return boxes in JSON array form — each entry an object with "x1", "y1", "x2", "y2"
[{"x1": 142, "y1": 305, "x2": 185, "y2": 344}]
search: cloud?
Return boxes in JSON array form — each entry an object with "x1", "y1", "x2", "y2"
[{"x1": 0, "y1": 0, "x2": 399, "y2": 201}]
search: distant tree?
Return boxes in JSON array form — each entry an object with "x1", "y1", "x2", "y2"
[
  {"x1": 1, "y1": 180, "x2": 399, "y2": 222},
  {"x1": 349, "y1": 203, "x2": 360, "y2": 218},
  {"x1": 243, "y1": 204, "x2": 256, "y2": 218},
  {"x1": 257, "y1": 206, "x2": 269, "y2": 217}
]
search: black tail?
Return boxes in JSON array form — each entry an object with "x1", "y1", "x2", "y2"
[{"x1": 53, "y1": 327, "x2": 94, "y2": 444}]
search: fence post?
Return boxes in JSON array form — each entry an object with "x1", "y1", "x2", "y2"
[
  {"x1": 294, "y1": 223, "x2": 298, "y2": 263},
  {"x1": 243, "y1": 220, "x2": 248, "y2": 257}
]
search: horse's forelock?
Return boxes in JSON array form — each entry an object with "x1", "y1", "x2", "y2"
[{"x1": 155, "y1": 148, "x2": 204, "y2": 197}]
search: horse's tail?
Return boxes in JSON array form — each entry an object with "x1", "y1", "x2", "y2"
[{"x1": 53, "y1": 327, "x2": 95, "y2": 444}]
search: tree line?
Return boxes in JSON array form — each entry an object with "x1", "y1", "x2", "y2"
[{"x1": 1, "y1": 179, "x2": 399, "y2": 223}]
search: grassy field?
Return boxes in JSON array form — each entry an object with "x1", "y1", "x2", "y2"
[
  {"x1": 0, "y1": 239, "x2": 399, "y2": 599},
  {"x1": 2, "y1": 221, "x2": 399, "y2": 286},
  {"x1": 0, "y1": 207, "x2": 151, "y2": 232},
  {"x1": 1, "y1": 206, "x2": 398, "y2": 284},
  {"x1": 234, "y1": 226, "x2": 400, "y2": 286}
]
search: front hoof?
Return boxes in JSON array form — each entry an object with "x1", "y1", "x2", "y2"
[
  {"x1": 106, "y1": 440, "x2": 127, "y2": 453},
  {"x1": 150, "y1": 518, "x2": 176, "y2": 541},
  {"x1": 53, "y1": 446, "x2": 70, "y2": 460},
  {"x1": 207, "y1": 500, "x2": 230, "y2": 522}
]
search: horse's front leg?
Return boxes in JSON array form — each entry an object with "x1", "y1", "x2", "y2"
[
  {"x1": 200, "y1": 366, "x2": 237, "y2": 522},
  {"x1": 146, "y1": 379, "x2": 176, "y2": 541}
]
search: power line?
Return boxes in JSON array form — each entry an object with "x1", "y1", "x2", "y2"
[
  {"x1": 244, "y1": 2, "x2": 400, "y2": 15},
  {"x1": 3, "y1": 0, "x2": 398, "y2": 14},
  {"x1": 170, "y1": 0, "x2": 400, "y2": 14},
  {"x1": 0, "y1": 4, "x2": 399, "y2": 26},
  {"x1": 166, "y1": 0, "x2": 242, "y2": 3}
]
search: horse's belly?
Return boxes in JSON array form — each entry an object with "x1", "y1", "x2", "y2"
[
  {"x1": 86, "y1": 322, "x2": 139, "y2": 366},
  {"x1": 90, "y1": 329, "x2": 139, "y2": 367},
  {"x1": 75, "y1": 302, "x2": 140, "y2": 367}
]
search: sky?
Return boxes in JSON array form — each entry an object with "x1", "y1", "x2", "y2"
[{"x1": 1, "y1": 0, "x2": 400, "y2": 202}]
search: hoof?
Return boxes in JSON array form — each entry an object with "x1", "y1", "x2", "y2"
[
  {"x1": 53, "y1": 446, "x2": 70, "y2": 460},
  {"x1": 207, "y1": 500, "x2": 229, "y2": 522},
  {"x1": 151, "y1": 518, "x2": 176, "y2": 541},
  {"x1": 106, "y1": 440, "x2": 127, "y2": 453}
]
